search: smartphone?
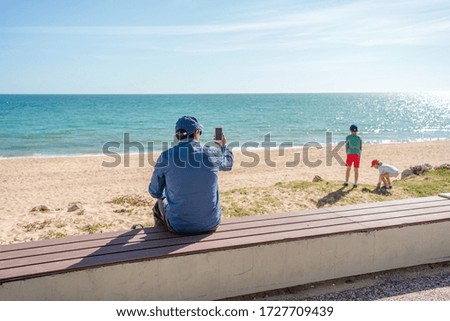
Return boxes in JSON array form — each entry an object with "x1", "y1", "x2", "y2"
[{"x1": 214, "y1": 127, "x2": 223, "y2": 141}]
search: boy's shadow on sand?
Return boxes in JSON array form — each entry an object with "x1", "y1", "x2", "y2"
[
  {"x1": 317, "y1": 186, "x2": 355, "y2": 207},
  {"x1": 317, "y1": 186, "x2": 392, "y2": 208}
]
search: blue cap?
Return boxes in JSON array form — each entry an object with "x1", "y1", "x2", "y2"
[
  {"x1": 350, "y1": 124, "x2": 358, "y2": 131},
  {"x1": 175, "y1": 116, "x2": 203, "y2": 135}
]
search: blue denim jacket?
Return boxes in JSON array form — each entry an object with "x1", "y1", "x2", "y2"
[{"x1": 149, "y1": 139, "x2": 233, "y2": 234}]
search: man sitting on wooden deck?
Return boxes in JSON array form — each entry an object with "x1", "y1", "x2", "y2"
[{"x1": 149, "y1": 116, "x2": 233, "y2": 235}]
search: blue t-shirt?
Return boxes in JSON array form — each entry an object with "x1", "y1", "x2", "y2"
[{"x1": 149, "y1": 139, "x2": 233, "y2": 234}]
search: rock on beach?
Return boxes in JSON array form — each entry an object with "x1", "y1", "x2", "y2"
[
  {"x1": 30, "y1": 205, "x2": 50, "y2": 212},
  {"x1": 67, "y1": 202, "x2": 83, "y2": 212}
]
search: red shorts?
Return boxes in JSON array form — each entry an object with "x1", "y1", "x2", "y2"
[{"x1": 346, "y1": 154, "x2": 360, "y2": 168}]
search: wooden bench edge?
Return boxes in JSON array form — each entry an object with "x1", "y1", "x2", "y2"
[{"x1": 2, "y1": 216, "x2": 450, "y2": 285}]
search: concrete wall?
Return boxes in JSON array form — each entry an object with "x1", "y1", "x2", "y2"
[{"x1": 1, "y1": 221, "x2": 449, "y2": 300}]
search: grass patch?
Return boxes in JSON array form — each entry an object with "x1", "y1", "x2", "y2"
[
  {"x1": 108, "y1": 194, "x2": 153, "y2": 207},
  {"x1": 45, "y1": 230, "x2": 67, "y2": 239},
  {"x1": 220, "y1": 169, "x2": 449, "y2": 217},
  {"x1": 275, "y1": 181, "x2": 315, "y2": 189},
  {"x1": 221, "y1": 188, "x2": 250, "y2": 196},
  {"x1": 79, "y1": 223, "x2": 112, "y2": 234},
  {"x1": 397, "y1": 169, "x2": 450, "y2": 197},
  {"x1": 21, "y1": 220, "x2": 53, "y2": 232},
  {"x1": 223, "y1": 202, "x2": 249, "y2": 217}
]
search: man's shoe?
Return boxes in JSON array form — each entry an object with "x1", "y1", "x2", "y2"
[
  {"x1": 343, "y1": 182, "x2": 349, "y2": 187},
  {"x1": 353, "y1": 183, "x2": 358, "y2": 188}
]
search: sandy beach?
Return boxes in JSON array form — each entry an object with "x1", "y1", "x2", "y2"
[{"x1": 0, "y1": 140, "x2": 449, "y2": 245}]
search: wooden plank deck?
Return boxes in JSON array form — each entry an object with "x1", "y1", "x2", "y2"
[{"x1": 1, "y1": 195, "x2": 449, "y2": 286}]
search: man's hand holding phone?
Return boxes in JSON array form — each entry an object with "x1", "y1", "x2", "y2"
[{"x1": 214, "y1": 127, "x2": 227, "y2": 148}]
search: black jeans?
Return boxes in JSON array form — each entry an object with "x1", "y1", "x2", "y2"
[
  {"x1": 153, "y1": 198, "x2": 218, "y2": 235},
  {"x1": 152, "y1": 198, "x2": 176, "y2": 233}
]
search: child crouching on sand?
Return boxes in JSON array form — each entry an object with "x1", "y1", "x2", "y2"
[{"x1": 371, "y1": 159, "x2": 399, "y2": 190}]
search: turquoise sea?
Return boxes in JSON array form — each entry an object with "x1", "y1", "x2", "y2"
[{"x1": 0, "y1": 93, "x2": 449, "y2": 158}]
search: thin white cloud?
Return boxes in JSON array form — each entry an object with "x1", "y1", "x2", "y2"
[
  {"x1": 256, "y1": 54, "x2": 383, "y2": 73},
  {"x1": 1, "y1": 0, "x2": 450, "y2": 53}
]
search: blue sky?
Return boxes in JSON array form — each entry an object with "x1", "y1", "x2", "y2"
[{"x1": 1, "y1": 0, "x2": 450, "y2": 94}]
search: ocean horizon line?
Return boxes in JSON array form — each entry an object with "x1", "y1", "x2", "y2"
[{"x1": 1, "y1": 91, "x2": 449, "y2": 96}]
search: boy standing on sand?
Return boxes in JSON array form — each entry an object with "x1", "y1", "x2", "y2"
[
  {"x1": 371, "y1": 159, "x2": 399, "y2": 190},
  {"x1": 344, "y1": 124, "x2": 362, "y2": 188}
]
